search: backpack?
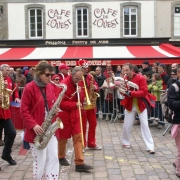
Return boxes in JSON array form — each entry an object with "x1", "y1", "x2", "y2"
[{"x1": 160, "y1": 83, "x2": 179, "y2": 123}]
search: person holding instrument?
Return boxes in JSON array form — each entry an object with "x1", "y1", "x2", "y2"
[
  {"x1": 20, "y1": 61, "x2": 60, "y2": 180},
  {"x1": 57, "y1": 66, "x2": 93, "y2": 172},
  {"x1": 77, "y1": 59, "x2": 102, "y2": 151},
  {"x1": 0, "y1": 64, "x2": 17, "y2": 166}
]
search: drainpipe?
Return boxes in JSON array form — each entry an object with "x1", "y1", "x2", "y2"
[{"x1": 154, "y1": 0, "x2": 157, "y2": 37}]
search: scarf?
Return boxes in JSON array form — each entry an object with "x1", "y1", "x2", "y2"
[{"x1": 34, "y1": 75, "x2": 47, "y2": 88}]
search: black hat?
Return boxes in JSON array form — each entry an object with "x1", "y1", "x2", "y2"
[
  {"x1": 158, "y1": 63, "x2": 166, "y2": 69},
  {"x1": 142, "y1": 60, "x2": 149, "y2": 65}
]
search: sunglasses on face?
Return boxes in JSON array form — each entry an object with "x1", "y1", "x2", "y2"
[
  {"x1": 171, "y1": 74, "x2": 177, "y2": 76},
  {"x1": 44, "y1": 73, "x2": 53, "y2": 77},
  {"x1": 54, "y1": 79, "x2": 60, "y2": 81}
]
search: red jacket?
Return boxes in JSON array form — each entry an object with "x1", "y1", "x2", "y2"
[
  {"x1": 56, "y1": 75, "x2": 81, "y2": 139},
  {"x1": 121, "y1": 73, "x2": 148, "y2": 113},
  {"x1": 58, "y1": 73, "x2": 69, "y2": 82},
  {"x1": 20, "y1": 81, "x2": 56, "y2": 143},
  {"x1": 0, "y1": 76, "x2": 19, "y2": 120}
]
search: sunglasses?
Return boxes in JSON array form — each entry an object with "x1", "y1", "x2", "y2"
[
  {"x1": 44, "y1": 73, "x2": 53, "y2": 77},
  {"x1": 171, "y1": 74, "x2": 177, "y2": 75},
  {"x1": 54, "y1": 79, "x2": 60, "y2": 81}
]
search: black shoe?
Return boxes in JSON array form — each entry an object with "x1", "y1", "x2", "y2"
[
  {"x1": 75, "y1": 163, "x2": 93, "y2": 172},
  {"x1": 1, "y1": 155, "x2": 16, "y2": 165},
  {"x1": 59, "y1": 158, "x2": 70, "y2": 166}
]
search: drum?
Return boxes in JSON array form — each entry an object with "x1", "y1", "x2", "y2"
[{"x1": 10, "y1": 101, "x2": 24, "y2": 129}]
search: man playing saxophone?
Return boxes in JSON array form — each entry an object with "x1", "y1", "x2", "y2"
[
  {"x1": 57, "y1": 66, "x2": 93, "y2": 172},
  {"x1": 77, "y1": 59, "x2": 102, "y2": 151},
  {"x1": 0, "y1": 64, "x2": 17, "y2": 166},
  {"x1": 20, "y1": 61, "x2": 60, "y2": 180}
]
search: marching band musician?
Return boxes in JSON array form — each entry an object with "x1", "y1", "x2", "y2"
[
  {"x1": 57, "y1": 66, "x2": 93, "y2": 172},
  {"x1": 119, "y1": 63, "x2": 155, "y2": 154},
  {"x1": 77, "y1": 59, "x2": 102, "y2": 151},
  {"x1": 0, "y1": 64, "x2": 19, "y2": 165},
  {"x1": 20, "y1": 61, "x2": 60, "y2": 180}
]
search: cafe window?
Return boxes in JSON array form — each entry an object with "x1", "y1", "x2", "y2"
[
  {"x1": 76, "y1": 8, "x2": 88, "y2": 37},
  {"x1": 73, "y1": 3, "x2": 92, "y2": 38},
  {"x1": 29, "y1": 8, "x2": 43, "y2": 38},
  {"x1": 25, "y1": 4, "x2": 46, "y2": 39},
  {"x1": 123, "y1": 7, "x2": 137, "y2": 37}
]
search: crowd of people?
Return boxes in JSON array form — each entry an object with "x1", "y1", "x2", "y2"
[{"x1": 0, "y1": 60, "x2": 180, "y2": 179}]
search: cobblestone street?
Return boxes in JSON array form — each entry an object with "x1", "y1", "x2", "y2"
[{"x1": 0, "y1": 119, "x2": 179, "y2": 180}]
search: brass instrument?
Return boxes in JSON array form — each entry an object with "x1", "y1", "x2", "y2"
[
  {"x1": 76, "y1": 83, "x2": 84, "y2": 148},
  {"x1": 113, "y1": 76, "x2": 139, "y2": 95},
  {"x1": 34, "y1": 83, "x2": 66, "y2": 150},
  {"x1": 82, "y1": 74, "x2": 99, "y2": 110},
  {"x1": 0, "y1": 71, "x2": 12, "y2": 109}
]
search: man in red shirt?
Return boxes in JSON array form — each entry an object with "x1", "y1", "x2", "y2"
[
  {"x1": 57, "y1": 66, "x2": 93, "y2": 172},
  {"x1": 120, "y1": 63, "x2": 155, "y2": 154},
  {"x1": 77, "y1": 59, "x2": 102, "y2": 151}
]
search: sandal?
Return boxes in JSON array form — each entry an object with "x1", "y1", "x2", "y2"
[{"x1": 123, "y1": 144, "x2": 131, "y2": 149}]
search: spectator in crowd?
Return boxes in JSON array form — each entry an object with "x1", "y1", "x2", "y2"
[
  {"x1": 167, "y1": 68, "x2": 178, "y2": 89},
  {"x1": 148, "y1": 73, "x2": 163, "y2": 128},
  {"x1": 9, "y1": 67, "x2": 16, "y2": 82},
  {"x1": 103, "y1": 64, "x2": 113, "y2": 78},
  {"x1": 94, "y1": 66, "x2": 106, "y2": 119},
  {"x1": 153, "y1": 62, "x2": 160, "y2": 73},
  {"x1": 101, "y1": 72, "x2": 114, "y2": 121},
  {"x1": 22, "y1": 66, "x2": 29, "y2": 77},
  {"x1": 142, "y1": 60, "x2": 153, "y2": 77},
  {"x1": 158, "y1": 64, "x2": 170, "y2": 90},
  {"x1": 15, "y1": 68, "x2": 27, "y2": 98},
  {"x1": 171, "y1": 63, "x2": 179, "y2": 70},
  {"x1": 26, "y1": 67, "x2": 35, "y2": 84},
  {"x1": 120, "y1": 63, "x2": 155, "y2": 153},
  {"x1": 115, "y1": 65, "x2": 121, "y2": 77},
  {"x1": 143, "y1": 72, "x2": 152, "y2": 86},
  {"x1": 15, "y1": 68, "x2": 27, "y2": 87},
  {"x1": 58, "y1": 64, "x2": 69, "y2": 82},
  {"x1": 167, "y1": 67, "x2": 180, "y2": 178},
  {"x1": 68, "y1": 67, "x2": 72, "y2": 75}
]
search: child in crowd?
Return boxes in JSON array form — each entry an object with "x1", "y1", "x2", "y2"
[{"x1": 148, "y1": 73, "x2": 164, "y2": 129}]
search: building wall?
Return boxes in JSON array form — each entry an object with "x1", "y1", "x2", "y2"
[
  {"x1": 156, "y1": 1, "x2": 171, "y2": 37},
  {"x1": 7, "y1": 1, "x2": 155, "y2": 40}
]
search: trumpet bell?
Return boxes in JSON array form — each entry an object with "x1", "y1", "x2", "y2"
[{"x1": 56, "y1": 117, "x2": 64, "y2": 129}]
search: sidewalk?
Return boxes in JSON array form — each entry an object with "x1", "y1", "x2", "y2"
[{"x1": 0, "y1": 119, "x2": 179, "y2": 180}]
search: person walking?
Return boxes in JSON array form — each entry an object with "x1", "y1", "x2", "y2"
[
  {"x1": 20, "y1": 61, "x2": 60, "y2": 180},
  {"x1": 120, "y1": 63, "x2": 155, "y2": 154}
]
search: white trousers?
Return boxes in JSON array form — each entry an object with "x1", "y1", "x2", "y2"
[
  {"x1": 121, "y1": 106, "x2": 154, "y2": 150},
  {"x1": 30, "y1": 135, "x2": 59, "y2": 180}
]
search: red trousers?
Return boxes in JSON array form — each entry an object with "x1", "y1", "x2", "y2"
[{"x1": 82, "y1": 109, "x2": 97, "y2": 148}]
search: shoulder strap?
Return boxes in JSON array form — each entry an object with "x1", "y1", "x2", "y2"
[{"x1": 172, "y1": 83, "x2": 179, "y2": 92}]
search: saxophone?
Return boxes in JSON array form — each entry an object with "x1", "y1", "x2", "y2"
[
  {"x1": 0, "y1": 71, "x2": 12, "y2": 109},
  {"x1": 34, "y1": 83, "x2": 67, "y2": 150},
  {"x1": 83, "y1": 74, "x2": 100, "y2": 110}
]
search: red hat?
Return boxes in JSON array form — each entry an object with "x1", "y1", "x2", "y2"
[
  {"x1": 59, "y1": 64, "x2": 70, "y2": 70},
  {"x1": 52, "y1": 74, "x2": 59, "y2": 80},
  {"x1": 77, "y1": 59, "x2": 89, "y2": 68}
]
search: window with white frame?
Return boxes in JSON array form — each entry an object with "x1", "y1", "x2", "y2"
[
  {"x1": 123, "y1": 7, "x2": 137, "y2": 37},
  {"x1": 29, "y1": 8, "x2": 43, "y2": 38},
  {"x1": 76, "y1": 8, "x2": 88, "y2": 37},
  {"x1": 174, "y1": 7, "x2": 180, "y2": 36}
]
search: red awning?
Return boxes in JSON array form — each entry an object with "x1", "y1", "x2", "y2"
[{"x1": 0, "y1": 44, "x2": 180, "y2": 66}]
